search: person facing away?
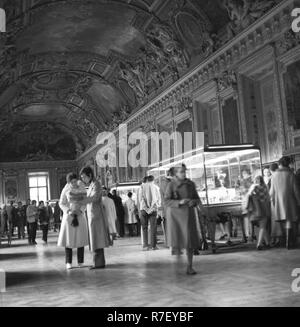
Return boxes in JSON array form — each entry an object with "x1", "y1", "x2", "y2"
[
  {"x1": 53, "y1": 201, "x2": 62, "y2": 232},
  {"x1": 164, "y1": 164, "x2": 201, "y2": 275},
  {"x1": 247, "y1": 176, "x2": 271, "y2": 250},
  {"x1": 6, "y1": 201, "x2": 16, "y2": 237},
  {"x1": 16, "y1": 201, "x2": 25, "y2": 239},
  {"x1": 80, "y1": 167, "x2": 111, "y2": 270},
  {"x1": 58, "y1": 173, "x2": 89, "y2": 270},
  {"x1": 270, "y1": 156, "x2": 300, "y2": 249},
  {"x1": 102, "y1": 187, "x2": 118, "y2": 241},
  {"x1": 26, "y1": 200, "x2": 38, "y2": 245},
  {"x1": 38, "y1": 201, "x2": 49, "y2": 245},
  {"x1": 124, "y1": 192, "x2": 138, "y2": 237},
  {"x1": 112, "y1": 189, "x2": 125, "y2": 238},
  {"x1": 139, "y1": 175, "x2": 161, "y2": 251}
]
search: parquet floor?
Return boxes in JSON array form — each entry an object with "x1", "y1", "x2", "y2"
[{"x1": 1, "y1": 231, "x2": 300, "y2": 307}]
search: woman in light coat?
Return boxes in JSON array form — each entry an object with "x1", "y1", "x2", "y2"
[
  {"x1": 124, "y1": 192, "x2": 138, "y2": 237},
  {"x1": 58, "y1": 173, "x2": 89, "y2": 269},
  {"x1": 80, "y1": 167, "x2": 110, "y2": 269},
  {"x1": 270, "y1": 157, "x2": 300, "y2": 249}
]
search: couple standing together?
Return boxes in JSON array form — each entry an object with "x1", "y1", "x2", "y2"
[{"x1": 57, "y1": 167, "x2": 110, "y2": 270}]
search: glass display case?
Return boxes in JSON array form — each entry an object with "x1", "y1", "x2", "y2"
[
  {"x1": 148, "y1": 144, "x2": 262, "y2": 209},
  {"x1": 110, "y1": 182, "x2": 141, "y2": 205}
]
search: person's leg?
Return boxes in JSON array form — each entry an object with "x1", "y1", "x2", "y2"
[
  {"x1": 92, "y1": 248, "x2": 105, "y2": 268},
  {"x1": 65, "y1": 248, "x2": 72, "y2": 264},
  {"x1": 120, "y1": 215, "x2": 125, "y2": 238},
  {"x1": 140, "y1": 211, "x2": 149, "y2": 249},
  {"x1": 150, "y1": 212, "x2": 158, "y2": 249},
  {"x1": 32, "y1": 222, "x2": 37, "y2": 244},
  {"x1": 27, "y1": 223, "x2": 32, "y2": 244},
  {"x1": 44, "y1": 224, "x2": 49, "y2": 243},
  {"x1": 186, "y1": 249, "x2": 196, "y2": 275},
  {"x1": 77, "y1": 247, "x2": 84, "y2": 265},
  {"x1": 257, "y1": 218, "x2": 269, "y2": 248}
]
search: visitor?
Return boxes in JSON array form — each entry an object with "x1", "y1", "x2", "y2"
[
  {"x1": 102, "y1": 187, "x2": 118, "y2": 242},
  {"x1": 124, "y1": 192, "x2": 138, "y2": 237},
  {"x1": 269, "y1": 163, "x2": 282, "y2": 246},
  {"x1": 112, "y1": 190, "x2": 125, "y2": 238},
  {"x1": 26, "y1": 200, "x2": 38, "y2": 245},
  {"x1": 263, "y1": 167, "x2": 272, "y2": 189},
  {"x1": 139, "y1": 175, "x2": 161, "y2": 251},
  {"x1": 238, "y1": 169, "x2": 254, "y2": 243},
  {"x1": 80, "y1": 167, "x2": 111, "y2": 270},
  {"x1": 248, "y1": 176, "x2": 271, "y2": 250},
  {"x1": 270, "y1": 157, "x2": 300, "y2": 249},
  {"x1": 6, "y1": 201, "x2": 16, "y2": 244},
  {"x1": 16, "y1": 201, "x2": 25, "y2": 239},
  {"x1": 24, "y1": 199, "x2": 31, "y2": 236},
  {"x1": 164, "y1": 164, "x2": 201, "y2": 275},
  {"x1": 45, "y1": 201, "x2": 53, "y2": 230},
  {"x1": 38, "y1": 201, "x2": 49, "y2": 245},
  {"x1": 58, "y1": 173, "x2": 89, "y2": 270},
  {"x1": 53, "y1": 201, "x2": 61, "y2": 232}
]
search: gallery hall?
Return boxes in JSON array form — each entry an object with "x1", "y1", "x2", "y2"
[{"x1": 1, "y1": 0, "x2": 300, "y2": 308}]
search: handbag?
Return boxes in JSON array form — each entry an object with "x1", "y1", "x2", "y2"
[{"x1": 71, "y1": 214, "x2": 79, "y2": 227}]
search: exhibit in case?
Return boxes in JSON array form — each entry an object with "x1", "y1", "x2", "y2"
[
  {"x1": 110, "y1": 182, "x2": 141, "y2": 204},
  {"x1": 148, "y1": 144, "x2": 262, "y2": 208}
]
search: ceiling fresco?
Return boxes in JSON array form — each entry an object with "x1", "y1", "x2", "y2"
[{"x1": 0, "y1": 0, "x2": 281, "y2": 161}]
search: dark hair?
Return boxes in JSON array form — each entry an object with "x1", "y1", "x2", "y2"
[
  {"x1": 32, "y1": 200, "x2": 37, "y2": 205},
  {"x1": 102, "y1": 187, "x2": 108, "y2": 191},
  {"x1": 9, "y1": 201, "x2": 14, "y2": 206},
  {"x1": 148, "y1": 175, "x2": 155, "y2": 182},
  {"x1": 254, "y1": 175, "x2": 265, "y2": 186},
  {"x1": 278, "y1": 156, "x2": 291, "y2": 168},
  {"x1": 80, "y1": 166, "x2": 95, "y2": 181},
  {"x1": 270, "y1": 163, "x2": 279, "y2": 172},
  {"x1": 167, "y1": 167, "x2": 175, "y2": 177},
  {"x1": 66, "y1": 172, "x2": 77, "y2": 183},
  {"x1": 142, "y1": 176, "x2": 148, "y2": 184},
  {"x1": 128, "y1": 192, "x2": 133, "y2": 198},
  {"x1": 39, "y1": 201, "x2": 44, "y2": 206}
]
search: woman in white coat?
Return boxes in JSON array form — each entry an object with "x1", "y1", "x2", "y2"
[
  {"x1": 58, "y1": 173, "x2": 89, "y2": 270},
  {"x1": 80, "y1": 167, "x2": 110, "y2": 270}
]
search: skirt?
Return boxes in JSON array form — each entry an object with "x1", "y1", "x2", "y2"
[{"x1": 166, "y1": 207, "x2": 201, "y2": 250}]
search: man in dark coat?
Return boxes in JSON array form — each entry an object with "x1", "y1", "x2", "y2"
[{"x1": 112, "y1": 190, "x2": 125, "y2": 238}]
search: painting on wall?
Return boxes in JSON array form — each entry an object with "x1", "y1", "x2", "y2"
[{"x1": 5, "y1": 178, "x2": 18, "y2": 202}]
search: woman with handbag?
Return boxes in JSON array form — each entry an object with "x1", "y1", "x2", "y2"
[
  {"x1": 164, "y1": 164, "x2": 201, "y2": 275},
  {"x1": 58, "y1": 173, "x2": 89, "y2": 270},
  {"x1": 247, "y1": 176, "x2": 271, "y2": 250}
]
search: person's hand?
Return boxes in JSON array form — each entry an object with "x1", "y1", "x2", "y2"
[{"x1": 179, "y1": 199, "x2": 189, "y2": 206}]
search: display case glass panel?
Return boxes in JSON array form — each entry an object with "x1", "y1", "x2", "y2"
[
  {"x1": 148, "y1": 145, "x2": 262, "y2": 207},
  {"x1": 110, "y1": 182, "x2": 141, "y2": 205}
]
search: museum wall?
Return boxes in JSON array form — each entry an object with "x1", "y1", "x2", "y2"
[{"x1": 0, "y1": 161, "x2": 77, "y2": 205}]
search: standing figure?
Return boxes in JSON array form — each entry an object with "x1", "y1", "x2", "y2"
[
  {"x1": 80, "y1": 167, "x2": 111, "y2": 270},
  {"x1": 164, "y1": 164, "x2": 201, "y2": 275},
  {"x1": 6, "y1": 201, "x2": 16, "y2": 240},
  {"x1": 53, "y1": 201, "x2": 62, "y2": 232},
  {"x1": 139, "y1": 175, "x2": 161, "y2": 251},
  {"x1": 38, "y1": 201, "x2": 49, "y2": 245},
  {"x1": 270, "y1": 157, "x2": 300, "y2": 249},
  {"x1": 124, "y1": 192, "x2": 138, "y2": 237},
  {"x1": 112, "y1": 190, "x2": 125, "y2": 238},
  {"x1": 16, "y1": 201, "x2": 25, "y2": 239},
  {"x1": 26, "y1": 200, "x2": 38, "y2": 245},
  {"x1": 58, "y1": 173, "x2": 89, "y2": 270},
  {"x1": 102, "y1": 187, "x2": 117, "y2": 241}
]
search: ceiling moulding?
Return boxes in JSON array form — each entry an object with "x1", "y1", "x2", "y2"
[{"x1": 77, "y1": 0, "x2": 294, "y2": 161}]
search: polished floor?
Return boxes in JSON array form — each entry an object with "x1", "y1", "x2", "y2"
[{"x1": 1, "y1": 230, "x2": 300, "y2": 307}]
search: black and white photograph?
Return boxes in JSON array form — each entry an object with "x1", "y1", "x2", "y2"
[{"x1": 0, "y1": 0, "x2": 300, "y2": 312}]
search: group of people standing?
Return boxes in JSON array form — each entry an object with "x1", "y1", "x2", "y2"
[
  {"x1": 0, "y1": 199, "x2": 61, "y2": 246},
  {"x1": 240, "y1": 156, "x2": 300, "y2": 250}
]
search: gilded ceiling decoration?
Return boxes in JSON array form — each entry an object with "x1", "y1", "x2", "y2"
[{"x1": 0, "y1": 0, "x2": 281, "y2": 162}]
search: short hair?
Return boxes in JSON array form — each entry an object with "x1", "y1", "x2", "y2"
[
  {"x1": 142, "y1": 176, "x2": 148, "y2": 183},
  {"x1": 270, "y1": 163, "x2": 279, "y2": 172},
  {"x1": 39, "y1": 201, "x2": 44, "y2": 206},
  {"x1": 66, "y1": 172, "x2": 77, "y2": 183},
  {"x1": 80, "y1": 166, "x2": 95, "y2": 181},
  {"x1": 32, "y1": 200, "x2": 37, "y2": 205},
  {"x1": 128, "y1": 192, "x2": 133, "y2": 198},
  {"x1": 148, "y1": 175, "x2": 155, "y2": 182},
  {"x1": 278, "y1": 156, "x2": 291, "y2": 168},
  {"x1": 102, "y1": 187, "x2": 108, "y2": 191},
  {"x1": 167, "y1": 167, "x2": 175, "y2": 177}
]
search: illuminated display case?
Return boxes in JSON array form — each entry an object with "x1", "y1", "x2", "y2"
[
  {"x1": 110, "y1": 182, "x2": 141, "y2": 205},
  {"x1": 148, "y1": 145, "x2": 262, "y2": 209}
]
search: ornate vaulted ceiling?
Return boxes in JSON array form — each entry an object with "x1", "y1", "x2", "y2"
[{"x1": 0, "y1": 0, "x2": 281, "y2": 161}]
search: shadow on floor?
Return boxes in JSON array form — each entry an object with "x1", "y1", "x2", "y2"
[
  {"x1": 0, "y1": 252, "x2": 38, "y2": 260},
  {"x1": 5, "y1": 270, "x2": 62, "y2": 288}
]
